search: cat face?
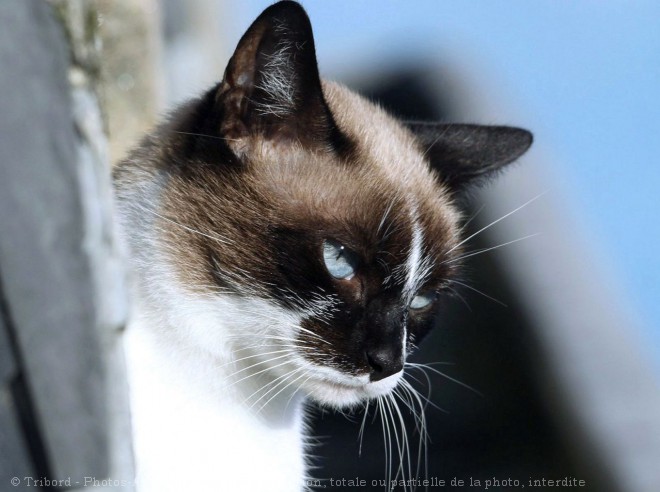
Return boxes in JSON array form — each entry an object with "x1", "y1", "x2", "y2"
[
  {"x1": 117, "y1": 1, "x2": 531, "y2": 408},
  {"x1": 159, "y1": 83, "x2": 465, "y2": 406}
]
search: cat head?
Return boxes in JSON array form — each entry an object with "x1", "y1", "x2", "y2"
[{"x1": 117, "y1": 1, "x2": 531, "y2": 408}]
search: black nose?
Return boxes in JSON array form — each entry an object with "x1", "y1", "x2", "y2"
[{"x1": 366, "y1": 348, "x2": 403, "y2": 382}]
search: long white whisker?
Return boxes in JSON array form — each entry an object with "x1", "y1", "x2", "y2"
[
  {"x1": 444, "y1": 233, "x2": 540, "y2": 265},
  {"x1": 389, "y1": 394, "x2": 412, "y2": 490},
  {"x1": 450, "y1": 279, "x2": 507, "y2": 308},
  {"x1": 284, "y1": 374, "x2": 313, "y2": 413},
  {"x1": 240, "y1": 367, "x2": 300, "y2": 406},
  {"x1": 249, "y1": 367, "x2": 305, "y2": 410},
  {"x1": 377, "y1": 397, "x2": 390, "y2": 491},
  {"x1": 219, "y1": 348, "x2": 295, "y2": 369},
  {"x1": 296, "y1": 325, "x2": 332, "y2": 345},
  {"x1": 399, "y1": 379, "x2": 429, "y2": 490},
  {"x1": 225, "y1": 352, "x2": 294, "y2": 379},
  {"x1": 377, "y1": 198, "x2": 396, "y2": 235},
  {"x1": 171, "y1": 130, "x2": 240, "y2": 142},
  {"x1": 229, "y1": 341, "x2": 312, "y2": 353},
  {"x1": 407, "y1": 362, "x2": 483, "y2": 397},
  {"x1": 447, "y1": 286, "x2": 473, "y2": 312},
  {"x1": 446, "y1": 192, "x2": 546, "y2": 254},
  {"x1": 399, "y1": 379, "x2": 431, "y2": 435},
  {"x1": 404, "y1": 363, "x2": 432, "y2": 413},
  {"x1": 458, "y1": 203, "x2": 485, "y2": 235},
  {"x1": 143, "y1": 206, "x2": 232, "y2": 245},
  {"x1": 256, "y1": 370, "x2": 310, "y2": 415},
  {"x1": 401, "y1": 373, "x2": 447, "y2": 414},
  {"x1": 358, "y1": 400, "x2": 370, "y2": 457},
  {"x1": 225, "y1": 357, "x2": 297, "y2": 389},
  {"x1": 383, "y1": 396, "x2": 404, "y2": 485}
]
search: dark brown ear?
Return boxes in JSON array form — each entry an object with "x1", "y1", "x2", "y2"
[
  {"x1": 406, "y1": 123, "x2": 533, "y2": 192},
  {"x1": 216, "y1": 1, "x2": 345, "y2": 150}
]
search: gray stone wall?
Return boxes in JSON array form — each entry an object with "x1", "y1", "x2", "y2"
[{"x1": 0, "y1": 1, "x2": 132, "y2": 490}]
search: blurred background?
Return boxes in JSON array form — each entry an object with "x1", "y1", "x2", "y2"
[{"x1": 1, "y1": 1, "x2": 659, "y2": 491}]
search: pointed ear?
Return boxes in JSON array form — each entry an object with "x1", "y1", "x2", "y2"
[
  {"x1": 406, "y1": 123, "x2": 533, "y2": 192},
  {"x1": 216, "y1": 1, "x2": 345, "y2": 150}
]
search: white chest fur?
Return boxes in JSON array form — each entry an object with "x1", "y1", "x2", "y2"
[{"x1": 124, "y1": 316, "x2": 308, "y2": 492}]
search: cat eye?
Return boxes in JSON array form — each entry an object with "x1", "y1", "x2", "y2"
[
  {"x1": 409, "y1": 291, "x2": 435, "y2": 310},
  {"x1": 322, "y1": 239, "x2": 359, "y2": 280}
]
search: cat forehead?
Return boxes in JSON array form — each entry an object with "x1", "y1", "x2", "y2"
[
  {"x1": 243, "y1": 81, "x2": 459, "y2": 231},
  {"x1": 322, "y1": 81, "x2": 436, "y2": 186}
]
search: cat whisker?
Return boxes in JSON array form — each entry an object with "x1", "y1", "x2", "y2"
[
  {"x1": 376, "y1": 257, "x2": 391, "y2": 276},
  {"x1": 223, "y1": 307, "x2": 331, "y2": 346},
  {"x1": 376, "y1": 397, "x2": 392, "y2": 491},
  {"x1": 420, "y1": 126, "x2": 448, "y2": 159},
  {"x1": 229, "y1": 341, "x2": 312, "y2": 353},
  {"x1": 381, "y1": 216, "x2": 407, "y2": 244},
  {"x1": 401, "y1": 369, "x2": 447, "y2": 414},
  {"x1": 255, "y1": 370, "x2": 311, "y2": 415},
  {"x1": 384, "y1": 394, "x2": 409, "y2": 488},
  {"x1": 377, "y1": 197, "x2": 396, "y2": 236},
  {"x1": 447, "y1": 285, "x2": 473, "y2": 312},
  {"x1": 382, "y1": 397, "x2": 401, "y2": 485},
  {"x1": 357, "y1": 399, "x2": 370, "y2": 457},
  {"x1": 450, "y1": 279, "x2": 507, "y2": 308},
  {"x1": 246, "y1": 366, "x2": 305, "y2": 409},
  {"x1": 218, "y1": 348, "x2": 297, "y2": 369},
  {"x1": 224, "y1": 355, "x2": 298, "y2": 387},
  {"x1": 394, "y1": 385, "x2": 426, "y2": 455},
  {"x1": 446, "y1": 191, "x2": 546, "y2": 255},
  {"x1": 403, "y1": 377, "x2": 435, "y2": 432},
  {"x1": 172, "y1": 130, "x2": 241, "y2": 142},
  {"x1": 392, "y1": 386, "x2": 421, "y2": 434},
  {"x1": 406, "y1": 362, "x2": 483, "y2": 397},
  {"x1": 296, "y1": 325, "x2": 332, "y2": 346},
  {"x1": 396, "y1": 381, "x2": 429, "y2": 489},
  {"x1": 457, "y1": 203, "x2": 485, "y2": 236},
  {"x1": 284, "y1": 374, "x2": 314, "y2": 414},
  {"x1": 400, "y1": 373, "x2": 429, "y2": 415},
  {"x1": 392, "y1": 393, "x2": 414, "y2": 491},
  {"x1": 224, "y1": 316, "x2": 329, "y2": 346},
  {"x1": 141, "y1": 205, "x2": 232, "y2": 245},
  {"x1": 396, "y1": 391, "x2": 422, "y2": 490},
  {"x1": 443, "y1": 232, "x2": 540, "y2": 265}
]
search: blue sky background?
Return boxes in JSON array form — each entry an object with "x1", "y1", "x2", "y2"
[{"x1": 232, "y1": 1, "x2": 660, "y2": 367}]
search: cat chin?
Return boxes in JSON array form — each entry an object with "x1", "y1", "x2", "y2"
[{"x1": 303, "y1": 371, "x2": 403, "y2": 409}]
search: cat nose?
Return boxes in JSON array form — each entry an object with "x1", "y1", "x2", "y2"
[{"x1": 366, "y1": 348, "x2": 403, "y2": 382}]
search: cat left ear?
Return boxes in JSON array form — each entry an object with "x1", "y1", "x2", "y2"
[
  {"x1": 406, "y1": 123, "x2": 533, "y2": 192},
  {"x1": 216, "y1": 1, "x2": 344, "y2": 150}
]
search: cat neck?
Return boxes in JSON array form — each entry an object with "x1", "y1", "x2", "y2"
[{"x1": 124, "y1": 304, "x2": 309, "y2": 492}]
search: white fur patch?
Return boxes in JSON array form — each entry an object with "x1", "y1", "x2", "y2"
[
  {"x1": 404, "y1": 211, "x2": 424, "y2": 298},
  {"x1": 403, "y1": 204, "x2": 434, "y2": 303},
  {"x1": 125, "y1": 315, "x2": 308, "y2": 492}
]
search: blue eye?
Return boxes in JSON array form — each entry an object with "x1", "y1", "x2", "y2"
[
  {"x1": 323, "y1": 239, "x2": 358, "y2": 279},
  {"x1": 410, "y1": 291, "x2": 435, "y2": 310}
]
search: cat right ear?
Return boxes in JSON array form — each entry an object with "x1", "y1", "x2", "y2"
[
  {"x1": 406, "y1": 122, "x2": 533, "y2": 193},
  {"x1": 214, "y1": 1, "x2": 346, "y2": 152}
]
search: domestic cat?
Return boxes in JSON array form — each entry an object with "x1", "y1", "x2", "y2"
[{"x1": 113, "y1": 1, "x2": 532, "y2": 491}]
